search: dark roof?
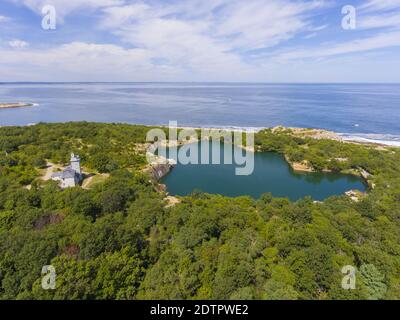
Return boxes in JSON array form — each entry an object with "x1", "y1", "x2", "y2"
[
  {"x1": 61, "y1": 168, "x2": 77, "y2": 179},
  {"x1": 52, "y1": 167, "x2": 79, "y2": 180}
]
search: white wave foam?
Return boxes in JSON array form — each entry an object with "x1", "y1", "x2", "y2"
[{"x1": 202, "y1": 125, "x2": 264, "y2": 132}]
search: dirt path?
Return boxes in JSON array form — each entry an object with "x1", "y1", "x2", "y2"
[
  {"x1": 82, "y1": 175, "x2": 95, "y2": 189},
  {"x1": 40, "y1": 162, "x2": 64, "y2": 181},
  {"x1": 41, "y1": 162, "x2": 55, "y2": 180}
]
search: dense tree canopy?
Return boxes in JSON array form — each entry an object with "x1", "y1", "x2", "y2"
[{"x1": 0, "y1": 122, "x2": 399, "y2": 300}]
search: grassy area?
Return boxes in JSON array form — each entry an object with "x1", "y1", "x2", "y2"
[{"x1": 82, "y1": 173, "x2": 110, "y2": 189}]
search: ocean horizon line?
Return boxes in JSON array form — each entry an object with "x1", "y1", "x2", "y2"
[{"x1": 1, "y1": 81, "x2": 400, "y2": 85}]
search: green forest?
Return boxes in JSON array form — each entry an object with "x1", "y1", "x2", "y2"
[{"x1": 0, "y1": 122, "x2": 399, "y2": 300}]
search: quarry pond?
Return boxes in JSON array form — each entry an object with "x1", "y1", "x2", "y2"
[{"x1": 161, "y1": 143, "x2": 367, "y2": 201}]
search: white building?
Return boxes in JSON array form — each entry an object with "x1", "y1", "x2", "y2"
[{"x1": 51, "y1": 153, "x2": 83, "y2": 188}]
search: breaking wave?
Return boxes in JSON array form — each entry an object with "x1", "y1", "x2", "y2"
[{"x1": 338, "y1": 133, "x2": 400, "y2": 147}]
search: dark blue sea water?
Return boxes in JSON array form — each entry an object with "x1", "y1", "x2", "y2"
[{"x1": 1, "y1": 83, "x2": 399, "y2": 144}]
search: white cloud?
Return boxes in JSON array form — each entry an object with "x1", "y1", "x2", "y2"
[
  {"x1": 96, "y1": 0, "x2": 329, "y2": 77},
  {"x1": 0, "y1": 15, "x2": 10, "y2": 22},
  {"x1": 359, "y1": 12, "x2": 400, "y2": 29},
  {"x1": 212, "y1": 0, "x2": 326, "y2": 50},
  {"x1": 0, "y1": 42, "x2": 182, "y2": 81},
  {"x1": 360, "y1": 0, "x2": 400, "y2": 12},
  {"x1": 304, "y1": 32, "x2": 317, "y2": 39},
  {"x1": 2, "y1": 0, "x2": 332, "y2": 81},
  {"x1": 100, "y1": 3, "x2": 154, "y2": 29},
  {"x1": 357, "y1": 0, "x2": 400, "y2": 30},
  {"x1": 275, "y1": 31, "x2": 400, "y2": 61},
  {"x1": 10, "y1": 0, "x2": 123, "y2": 21},
  {"x1": 0, "y1": 41, "x2": 261, "y2": 81},
  {"x1": 1, "y1": 39, "x2": 399, "y2": 82},
  {"x1": 3, "y1": 0, "x2": 400, "y2": 82},
  {"x1": 101, "y1": 0, "x2": 327, "y2": 52},
  {"x1": 8, "y1": 39, "x2": 29, "y2": 48}
]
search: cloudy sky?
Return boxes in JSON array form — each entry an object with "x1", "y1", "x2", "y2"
[{"x1": 0, "y1": 0, "x2": 400, "y2": 82}]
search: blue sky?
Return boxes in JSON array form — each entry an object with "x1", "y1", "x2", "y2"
[{"x1": 0, "y1": 0, "x2": 400, "y2": 82}]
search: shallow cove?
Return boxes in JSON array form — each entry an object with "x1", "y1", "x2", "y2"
[{"x1": 160, "y1": 143, "x2": 367, "y2": 201}]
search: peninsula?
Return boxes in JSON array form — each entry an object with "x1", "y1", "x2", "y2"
[{"x1": 0, "y1": 102, "x2": 33, "y2": 109}]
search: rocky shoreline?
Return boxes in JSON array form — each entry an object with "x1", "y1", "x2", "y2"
[
  {"x1": 159, "y1": 125, "x2": 399, "y2": 148},
  {"x1": 144, "y1": 157, "x2": 176, "y2": 181},
  {"x1": 143, "y1": 141, "x2": 177, "y2": 181}
]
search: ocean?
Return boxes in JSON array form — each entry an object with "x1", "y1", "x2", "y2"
[{"x1": 1, "y1": 82, "x2": 399, "y2": 145}]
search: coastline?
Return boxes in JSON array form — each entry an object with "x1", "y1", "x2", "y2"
[
  {"x1": 0, "y1": 120, "x2": 399, "y2": 148},
  {"x1": 338, "y1": 133, "x2": 400, "y2": 147},
  {"x1": 172, "y1": 125, "x2": 400, "y2": 148}
]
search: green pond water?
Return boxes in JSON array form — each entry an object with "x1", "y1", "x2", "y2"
[{"x1": 160, "y1": 143, "x2": 367, "y2": 201}]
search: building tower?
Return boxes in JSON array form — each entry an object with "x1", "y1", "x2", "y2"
[{"x1": 70, "y1": 153, "x2": 81, "y2": 175}]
